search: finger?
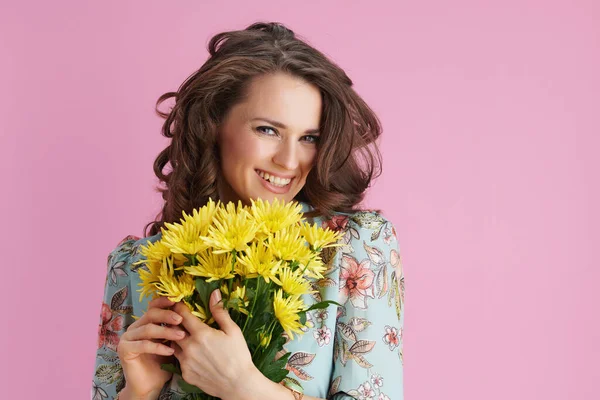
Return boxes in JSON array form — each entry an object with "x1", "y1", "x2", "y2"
[
  {"x1": 209, "y1": 289, "x2": 237, "y2": 334},
  {"x1": 173, "y1": 302, "x2": 208, "y2": 336},
  {"x1": 122, "y1": 339, "x2": 175, "y2": 358},
  {"x1": 170, "y1": 340, "x2": 183, "y2": 359},
  {"x1": 130, "y1": 307, "x2": 183, "y2": 330},
  {"x1": 148, "y1": 296, "x2": 176, "y2": 309},
  {"x1": 129, "y1": 298, "x2": 179, "y2": 329},
  {"x1": 124, "y1": 322, "x2": 187, "y2": 342}
]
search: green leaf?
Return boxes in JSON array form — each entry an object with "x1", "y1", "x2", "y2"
[
  {"x1": 260, "y1": 352, "x2": 291, "y2": 383},
  {"x1": 178, "y1": 378, "x2": 204, "y2": 394},
  {"x1": 304, "y1": 300, "x2": 343, "y2": 312},
  {"x1": 245, "y1": 286, "x2": 256, "y2": 301},
  {"x1": 299, "y1": 311, "x2": 307, "y2": 325},
  {"x1": 281, "y1": 377, "x2": 304, "y2": 393},
  {"x1": 254, "y1": 331, "x2": 287, "y2": 372},
  {"x1": 195, "y1": 278, "x2": 219, "y2": 310},
  {"x1": 160, "y1": 362, "x2": 181, "y2": 375},
  {"x1": 184, "y1": 254, "x2": 196, "y2": 265},
  {"x1": 243, "y1": 293, "x2": 274, "y2": 337}
]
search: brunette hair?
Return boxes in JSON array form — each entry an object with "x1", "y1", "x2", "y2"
[{"x1": 144, "y1": 21, "x2": 383, "y2": 237}]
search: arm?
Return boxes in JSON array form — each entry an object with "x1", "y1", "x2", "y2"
[
  {"x1": 225, "y1": 371, "x2": 326, "y2": 400},
  {"x1": 227, "y1": 212, "x2": 405, "y2": 400},
  {"x1": 114, "y1": 385, "x2": 162, "y2": 400},
  {"x1": 169, "y1": 290, "x2": 327, "y2": 400},
  {"x1": 92, "y1": 236, "x2": 139, "y2": 399},
  {"x1": 328, "y1": 212, "x2": 405, "y2": 400}
]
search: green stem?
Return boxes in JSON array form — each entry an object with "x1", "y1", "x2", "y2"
[
  {"x1": 227, "y1": 250, "x2": 237, "y2": 296},
  {"x1": 300, "y1": 258, "x2": 310, "y2": 276},
  {"x1": 242, "y1": 278, "x2": 260, "y2": 334},
  {"x1": 266, "y1": 320, "x2": 276, "y2": 342},
  {"x1": 251, "y1": 343, "x2": 261, "y2": 360},
  {"x1": 252, "y1": 319, "x2": 276, "y2": 360}
]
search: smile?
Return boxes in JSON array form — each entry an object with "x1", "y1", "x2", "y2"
[{"x1": 255, "y1": 169, "x2": 292, "y2": 187}]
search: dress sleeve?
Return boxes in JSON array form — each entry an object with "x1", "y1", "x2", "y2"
[
  {"x1": 329, "y1": 213, "x2": 405, "y2": 400},
  {"x1": 91, "y1": 236, "x2": 140, "y2": 400}
]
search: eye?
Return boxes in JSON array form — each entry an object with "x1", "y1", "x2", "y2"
[
  {"x1": 302, "y1": 135, "x2": 320, "y2": 144},
  {"x1": 256, "y1": 126, "x2": 278, "y2": 136}
]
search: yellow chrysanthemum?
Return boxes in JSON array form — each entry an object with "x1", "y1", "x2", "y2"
[
  {"x1": 162, "y1": 199, "x2": 219, "y2": 255},
  {"x1": 259, "y1": 331, "x2": 272, "y2": 347},
  {"x1": 183, "y1": 198, "x2": 218, "y2": 235},
  {"x1": 201, "y1": 201, "x2": 260, "y2": 253},
  {"x1": 231, "y1": 285, "x2": 248, "y2": 304},
  {"x1": 299, "y1": 221, "x2": 343, "y2": 251},
  {"x1": 135, "y1": 240, "x2": 171, "y2": 267},
  {"x1": 161, "y1": 219, "x2": 209, "y2": 256},
  {"x1": 134, "y1": 239, "x2": 187, "y2": 274},
  {"x1": 249, "y1": 198, "x2": 303, "y2": 234},
  {"x1": 266, "y1": 225, "x2": 307, "y2": 262},
  {"x1": 221, "y1": 284, "x2": 250, "y2": 315},
  {"x1": 276, "y1": 267, "x2": 314, "y2": 297},
  {"x1": 186, "y1": 300, "x2": 214, "y2": 324},
  {"x1": 160, "y1": 199, "x2": 218, "y2": 255},
  {"x1": 233, "y1": 257, "x2": 258, "y2": 278},
  {"x1": 137, "y1": 254, "x2": 175, "y2": 302},
  {"x1": 237, "y1": 242, "x2": 281, "y2": 284},
  {"x1": 138, "y1": 267, "x2": 158, "y2": 302},
  {"x1": 299, "y1": 253, "x2": 327, "y2": 280},
  {"x1": 294, "y1": 243, "x2": 315, "y2": 265},
  {"x1": 154, "y1": 258, "x2": 195, "y2": 302},
  {"x1": 184, "y1": 251, "x2": 235, "y2": 282},
  {"x1": 273, "y1": 289, "x2": 305, "y2": 340}
]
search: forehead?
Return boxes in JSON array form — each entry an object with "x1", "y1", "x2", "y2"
[{"x1": 235, "y1": 73, "x2": 322, "y2": 129}]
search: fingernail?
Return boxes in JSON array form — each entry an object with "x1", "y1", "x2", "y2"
[
  {"x1": 172, "y1": 314, "x2": 182, "y2": 323},
  {"x1": 211, "y1": 289, "x2": 222, "y2": 306}
]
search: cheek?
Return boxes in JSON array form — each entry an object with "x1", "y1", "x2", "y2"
[
  {"x1": 222, "y1": 134, "x2": 247, "y2": 162},
  {"x1": 300, "y1": 149, "x2": 318, "y2": 174},
  {"x1": 221, "y1": 131, "x2": 252, "y2": 166},
  {"x1": 221, "y1": 131, "x2": 274, "y2": 175}
]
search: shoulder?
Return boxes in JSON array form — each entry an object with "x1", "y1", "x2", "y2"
[
  {"x1": 322, "y1": 209, "x2": 398, "y2": 245},
  {"x1": 104, "y1": 233, "x2": 162, "y2": 290},
  {"x1": 107, "y1": 233, "x2": 162, "y2": 268}
]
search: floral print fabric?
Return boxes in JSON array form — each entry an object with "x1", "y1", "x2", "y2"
[{"x1": 92, "y1": 207, "x2": 405, "y2": 399}]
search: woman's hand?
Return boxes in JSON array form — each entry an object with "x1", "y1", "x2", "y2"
[
  {"x1": 171, "y1": 289, "x2": 257, "y2": 399},
  {"x1": 117, "y1": 297, "x2": 186, "y2": 399}
]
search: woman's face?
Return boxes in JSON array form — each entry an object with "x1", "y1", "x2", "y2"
[{"x1": 217, "y1": 72, "x2": 322, "y2": 205}]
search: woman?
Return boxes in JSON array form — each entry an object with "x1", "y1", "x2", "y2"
[{"x1": 92, "y1": 22, "x2": 404, "y2": 400}]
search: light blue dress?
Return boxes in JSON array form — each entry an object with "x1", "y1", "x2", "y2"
[{"x1": 92, "y1": 204, "x2": 405, "y2": 399}]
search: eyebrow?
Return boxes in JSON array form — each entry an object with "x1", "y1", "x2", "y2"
[{"x1": 251, "y1": 117, "x2": 320, "y2": 135}]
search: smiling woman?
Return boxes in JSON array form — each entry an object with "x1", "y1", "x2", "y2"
[
  {"x1": 143, "y1": 22, "x2": 383, "y2": 239},
  {"x1": 217, "y1": 73, "x2": 322, "y2": 204},
  {"x1": 92, "y1": 21, "x2": 404, "y2": 400}
]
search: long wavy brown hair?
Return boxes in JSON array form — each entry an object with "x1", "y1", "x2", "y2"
[{"x1": 144, "y1": 22, "x2": 383, "y2": 237}]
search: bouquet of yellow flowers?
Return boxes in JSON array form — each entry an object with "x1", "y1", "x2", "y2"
[{"x1": 134, "y1": 198, "x2": 342, "y2": 398}]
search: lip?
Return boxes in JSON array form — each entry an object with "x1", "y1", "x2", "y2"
[
  {"x1": 255, "y1": 169, "x2": 295, "y2": 180},
  {"x1": 256, "y1": 170, "x2": 293, "y2": 194}
]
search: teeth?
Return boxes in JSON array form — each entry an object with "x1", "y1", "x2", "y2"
[{"x1": 257, "y1": 170, "x2": 291, "y2": 187}]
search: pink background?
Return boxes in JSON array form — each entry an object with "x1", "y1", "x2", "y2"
[{"x1": 1, "y1": 1, "x2": 598, "y2": 399}]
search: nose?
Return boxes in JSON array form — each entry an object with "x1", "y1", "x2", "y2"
[{"x1": 272, "y1": 138, "x2": 300, "y2": 171}]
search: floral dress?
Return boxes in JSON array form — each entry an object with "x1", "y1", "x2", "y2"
[{"x1": 92, "y1": 205, "x2": 405, "y2": 400}]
